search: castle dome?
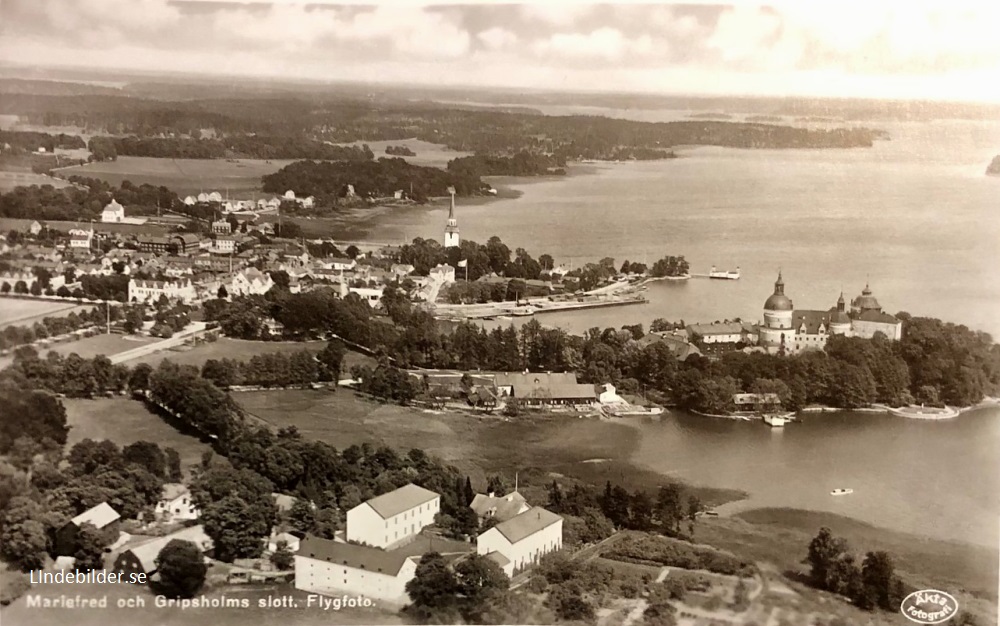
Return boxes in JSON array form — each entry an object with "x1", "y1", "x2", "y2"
[
  {"x1": 763, "y1": 272, "x2": 793, "y2": 311},
  {"x1": 852, "y1": 283, "x2": 882, "y2": 312}
]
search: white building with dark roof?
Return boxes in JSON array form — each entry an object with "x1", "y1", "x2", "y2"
[
  {"x1": 470, "y1": 491, "x2": 530, "y2": 524},
  {"x1": 345, "y1": 483, "x2": 439, "y2": 549},
  {"x1": 295, "y1": 535, "x2": 419, "y2": 606},
  {"x1": 476, "y1": 507, "x2": 562, "y2": 575}
]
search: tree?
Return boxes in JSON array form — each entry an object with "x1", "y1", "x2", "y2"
[
  {"x1": 856, "y1": 551, "x2": 899, "y2": 611},
  {"x1": 270, "y1": 540, "x2": 295, "y2": 570},
  {"x1": 199, "y1": 494, "x2": 269, "y2": 562},
  {"x1": 155, "y1": 539, "x2": 208, "y2": 598},
  {"x1": 0, "y1": 518, "x2": 49, "y2": 571},
  {"x1": 122, "y1": 441, "x2": 166, "y2": 478},
  {"x1": 486, "y1": 474, "x2": 507, "y2": 497},
  {"x1": 806, "y1": 527, "x2": 850, "y2": 591},
  {"x1": 73, "y1": 522, "x2": 107, "y2": 572},
  {"x1": 317, "y1": 340, "x2": 345, "y2": 381},
  {"x1": 217, "y1": 285, "x2": 228, "y2": 299},
  {"x1": 287, "y1": 498, "x2": 316, "y2": 534},
  {"x1": 464, "y1": 477, "x2": 475, "y2": 506},
  {"x1": 128, "y1": 362, "x2": 153, "y2": 392},
  {"x1": 455, "y1": 554, "x2": 509, "y2": 621},
  {"x1": 405, "y1": 551, "x2": 460, "y2": 614}
]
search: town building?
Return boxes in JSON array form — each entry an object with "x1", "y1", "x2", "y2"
[
  {"x1": 128, "y1": 278, "x2": 196, "y2": 303},
  {"x1": 686, "y1": 322, "x2": 756, "y2": 345},
  {"x1": 101, "y1": 199, "x2": 126, "y2": 223},
  {"x1": 154, "y1": 483, "x2": 199, "y2": 522},
  {"x1": 470, "y1": 491, "x2": 530, "y2": 524},
  {"x1": 443, "y1": 187, "x2": 460, "y2": 248},
  {"x1": 212, "y1": 219, "x2": 233, "y2": 235},
  {"x1": 69, "y1": 228, "x2": 94, "y2": 250},
  {"x1": 268, "y1": 532, "x2": 301, "y2": 554},
  {"x1": 758, "y1": 273, "x2": 902, "y2": 354},
  {"x1": 349, "y1": 286, "x2": 384, "y2": 308},
  {"x1": 55, "y1": 502, "x2": 121, "y2": 556},
  {"x1": 493, "y1": 372, "x2": 596, "y2": 407},
  {"x1": 476, "y1": 507, "x2": 563, "y2": 576},
  {"x1": 294, "y1": 535, "x2": 419, "y2": 606},
  {"x1": 430, "y1": 263, "x2": 456, "y2": 284},
  {"x1": 136, "y1": 234, "x2": 200, "y2": 255},
  {"x1": 114, "y1": 525, "x2": 213, "y2": 578},
  {"x1": 229, "y1": 268, "x2": 274, "y2": 296},
  {"x1": 212, "y1": 235, "x2": 255, "y2": 255},
  {"x1": 345, "y1": 484, "x2": 440, "y2": 549}
]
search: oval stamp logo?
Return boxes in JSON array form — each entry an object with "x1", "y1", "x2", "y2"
[{"x1": 900, "y1": 589, "x2": 958, "y2": 624}]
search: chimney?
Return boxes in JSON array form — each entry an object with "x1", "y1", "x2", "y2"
[{"x1": 487, "y1": 492, "x2": 495, "y2": 498}]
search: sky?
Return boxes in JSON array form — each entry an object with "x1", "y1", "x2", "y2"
[{"x1": 1, "y1": 1, "x2": 999, "y2": 103}]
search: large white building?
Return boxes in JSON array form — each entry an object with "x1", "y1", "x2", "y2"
[
  {"x1": 128, "y1": 278, "x2": 196, "y2": 303},
  {"x1": 758, "y1": 273, "x2": 902, "y2": 354},
  {"x1": 101, "y1": 199, "x2": 126, "y2": 223},
  {"x1": 295, "y1": 535, "x2": 418, "y2": 606},
  {"x1": 68, "y1": 228, "x2": 94, "y2": 250},
  {"x1": 476, "y1": 507, "x2": 562, "y2": 576},
  {"x1": 154, "y1": 483, "x2": 199, "y2": 522},
  {"x1": 345, "y1": 484, "x2": 440, "y2": 549}
]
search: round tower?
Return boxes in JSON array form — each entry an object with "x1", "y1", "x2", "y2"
[{"x1": 759, "y1": 271, "x2": 794, "y2": 353}]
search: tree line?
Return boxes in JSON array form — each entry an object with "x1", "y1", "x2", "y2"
[
  {"x1": 0, "y1": 177, "x2": 177, "y2": 221},
  {"x1": 87, "y1": 136, "x2": 374, "y2": 162},
  {"x1": 260, "y1": 157, "x2": 491, "y2": 207},
  {"x1": 446, "y1": 151, "x2": 566, "y2": 177},
  {"x1": 0, "y1": 131, "x2": 85, "y2": 153}
]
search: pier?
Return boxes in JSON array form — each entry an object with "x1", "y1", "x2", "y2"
[{"x1": 431, "y1": 293, "x2": 648, "y2": 320}]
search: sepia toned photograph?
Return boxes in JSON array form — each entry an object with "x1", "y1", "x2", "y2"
[{"x1": 0, "y1": 1, "x2": 997, "y2": 625}]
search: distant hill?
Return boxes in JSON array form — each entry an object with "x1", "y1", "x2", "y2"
[{"x1": 987, "y1": 155, "x2": 1000, "y2": 176}]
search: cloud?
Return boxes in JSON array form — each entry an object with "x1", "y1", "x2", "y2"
[{"x1": 0, "y1": 1, "x2": 997, "y2": 103}]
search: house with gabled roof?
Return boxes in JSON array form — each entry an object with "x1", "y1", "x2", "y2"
[
  {"x1": 475, "y1": 507, "x2": 562, "y2": 575},
  {"x1": 470, "y1": 491, "x2": 530, "y2": 524},
  {"x1": 345, "y1": 483, "x2": 439, "y2": 549},
  {"x1": 294, "y1": 535, "x2": 420, "y2": 606},
  {"x1": 114, "y1": 525, "x2": 212, "y2": 578},
  {"x1": 55, "y1": 502, "x2": 122, "y2": 556}
]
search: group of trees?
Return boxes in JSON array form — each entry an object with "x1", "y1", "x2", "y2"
[
  {"x1": 2, "y1": 347, "x2": 131, "y2": 399},
  {"x1": 260, "y1": 158, "x2": 491, "y2": 208},
  {"x1": 0, "y1": 432, "x2": 182, "y2": 572},
  {"x1": 404, "y1": 552, "x2": 510, "y2": 624},
  {"x1": 649, "y1": 255, "x2": 690, "y2": 278},
  {"x1": 806, "y1": 527, "x2": 905, "y2": 612},
  {"x1": 0, "y1": 305, "x2": 113, "y2": 351},
  {"x1": 200, "y1": 343, "x2": 344, "y2": 389},
  {"x1": 446, "y1": 151, "x2": 566, "y2": 177},
  {"x1": 145, "y1": 360, "x2": 244, "y2": 445},
  {"x1": 385, "y1": 145, "x2": 416, "y2": 157},
  {"x1": 0, "y1": 177, "x2": 177, "y2": 221},
  {"x1": 0, "y1": 130, "x2": 85, "y2": 153},
  {"x1": 398, "y1": 235, "x2": 555, "y2": 282}
]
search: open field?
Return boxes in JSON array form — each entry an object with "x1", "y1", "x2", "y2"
[
  {"x1": 131, "y1": 337, "x2": 376, "y2": 372},
  {"x1": 63, "y1": 397, "x2": 213, "y2": 471},
  {"x1": 0, "y1": 581, "x2": 403, "y2": 626},
  {"x1": 53, "y1": 156, "x2": 297, "y2": 197},
  {"x1": 0, "y1": 298, "x2": 92, "y2": 329},
  {"x1": 0, "y1": 171, "x2": 74, "y2": 191}
]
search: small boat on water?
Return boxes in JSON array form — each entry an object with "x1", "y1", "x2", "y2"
[
  {"x1": 709, "y1": 265, "x2": 741, "y2": 280},
  {"x1": 830, "y1": 488, "x2": 854, "y2": 496}
]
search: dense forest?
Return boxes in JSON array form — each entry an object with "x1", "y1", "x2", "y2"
[
  {"x1": 385, "y1": 145, "x2": 416, "y2": 156},
  {"x1": 446, "y1": 152, "x2": 567, "y2": 177},
  {"x1": 0, "y1": 178, "x2": 178, "y2": 221},
  {"x1": 86, "y1": 135, "x2": 375, "y2": 162},
  {"x1": 260, "y1": 158, "x2": 490, "y2": 205},
  {"x1": 0, "y1": 93, "x2": 887, "y2": 163},
  {"x1": 0, "y1": 131, "x2": 85, "y2": 153}
]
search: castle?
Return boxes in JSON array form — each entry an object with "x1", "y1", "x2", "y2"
[
  {"x1": 758, "y1": 272, "x2": 902, "y2": 355},
  {"x1": 443, "y1": 186, "x2": 460, "y2": 248}
]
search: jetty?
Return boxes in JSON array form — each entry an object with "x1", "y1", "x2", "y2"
[{"x1": 432, "y1": 293, "x2": 647, "y2": 320}]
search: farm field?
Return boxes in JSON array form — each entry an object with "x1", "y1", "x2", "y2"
[
  {"x1": 0, "y1": 298, "x2": 92, "y2": 328},
  {"x1": 63, "y1": 397, "x2": 213, "y2": 471},
  {"x1": 0, "y1": 332, "x2": 154, "y2": 369},
  {"x1": 0, "y1": 171, "x2": 74, "y2": 191},
  {"x1": 53, "y1": 156, "x2": 297, "y2": 197},
  {"x1": 131, "y1": 337, "x2": 376, "y2": 371}
]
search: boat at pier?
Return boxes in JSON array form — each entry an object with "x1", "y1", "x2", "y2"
[
  {"x1": 709, "y1": 265, "x2": 741, "y2": 280},
  {"x1": 830, "y1": 488, "x2": 854, "y2": 496},
  {"x1": 763, "y1": 414, "x2": 788, "y2": 427}
]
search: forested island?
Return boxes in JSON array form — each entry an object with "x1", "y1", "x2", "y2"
[
  {"x1": 447, "y1": 152, "x2": 567, "y2": 177},
  {"x1": 385, "y1": 145, "x2": 416, "y2": 157},
  {"x1": 260, "y1": 157, "x2": 491, "y2": 204},
  {"x1": 987, "y1": 155, "x2": 1000, "y2": 176}
]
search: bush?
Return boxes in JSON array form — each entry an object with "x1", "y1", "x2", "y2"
[{"x1": 603, "y1": 534, "x2": 756, "y2": 577}]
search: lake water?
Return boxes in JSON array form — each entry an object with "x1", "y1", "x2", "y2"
[
  {"x1": 365, "y1": 118, "x2": 1000, "y2": 339},
  {"x1": 631, "y1": 408, "x2": 1000, "y2": 548},
  {"x1": 360, "y1": 111, "x2": 1000, "y2": 547}
]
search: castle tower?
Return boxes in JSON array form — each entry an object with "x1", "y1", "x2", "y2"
[
  {"x1": 759, "y1": 271, "x2": 795, "y2": 354},
  {"x1": 444, "y1": 186, "x2": 460, "y2": 248}
]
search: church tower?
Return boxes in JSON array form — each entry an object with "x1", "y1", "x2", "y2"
[{"x1": 444, "y1": 186, "x2": 460, "y2": 248}]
